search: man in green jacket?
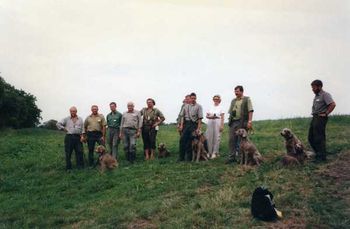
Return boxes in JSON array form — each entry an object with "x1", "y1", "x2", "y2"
[
  {"x1": 226, "y1": 85, "x2": 254, "y2": 164},
  {"x1": 106, "y1": 102, "x2": 122, "y2": 159}
]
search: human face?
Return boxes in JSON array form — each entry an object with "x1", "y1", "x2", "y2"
[
  {"x1": 190, "y1": 96, "x2": 196, "y2": 104},
  {"x1": 147, "y1": 100, "x2": 154, "y2": 108},
  {"x1": 213, "y1": 97, "x2": 221, "y2": 105},
  {"x1": 312, "y1": 85, "x2": 321, "y2": 95},
  {"x1": 70, "y1": 108, "x2": 77, "y2": 117},
  {"x1": 91, "y1": 106, "x2": 98, "y2": 115},
  {"x1": 234, "y1": 89, "x2": 243, "y2": 98},
  {"x1": 127, "y1": 104, "x2": 134, "y2": 112},
  {"x1": 185, "y1": 96, "x2": 191, "y2": 104},
  {"x1": 110, "y1": 103, "x2": 116, "y2": 112}
]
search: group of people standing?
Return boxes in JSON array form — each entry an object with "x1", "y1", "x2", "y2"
[
  {"x1": 176, "y1": 86, "x2": 253, "y2": 163},
  {"x1": 57, "y1": 79, "x2": 336, "y2": 170},
  {"x1": 57, "y1": 99, "x2": 164, "y2": 170}
]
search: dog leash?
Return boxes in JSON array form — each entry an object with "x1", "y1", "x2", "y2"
[{"x1": 248, "y1": 127, "x2": 255, "y2": 135}]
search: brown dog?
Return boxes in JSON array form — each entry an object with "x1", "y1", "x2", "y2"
[
  {"x1": 235, "y1": 128, "x2": 263, "y2": 166},
  {"x1": 95, "y1": 145, "x2": 118, "y2": 172},
  {"x1": 158, "y1": 143, "x2": 170, "y2": 158},
  {"x1": 192, "y1": 130, "x2": 209, "y2": 162},
  {"x1": 281, "y1": 155, "x2": 300, "y2": 166},
  {"x1": 280, "y1": 128, "x2": 307, "y2": 164}
]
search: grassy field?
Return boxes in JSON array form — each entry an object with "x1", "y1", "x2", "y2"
[{"x1": 0, "y1": 115, "x2": 349, "y2": 228}]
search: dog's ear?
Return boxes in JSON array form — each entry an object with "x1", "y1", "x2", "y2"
[
  {"x1": 242, "y1": 129, "x2": 248, "y2": 138},
  {"x1": 281, "y1": 128, "x2": 288, "y2": 136}
]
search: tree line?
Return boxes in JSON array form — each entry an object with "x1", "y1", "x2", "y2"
[{"x1": 0, "y1": 76, "x2": 41, "y2": 129}]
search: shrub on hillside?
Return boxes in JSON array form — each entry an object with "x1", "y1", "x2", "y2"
[
  {"x1": 39, "y1": 119, "x2": 58, "y2": 130},
  {"x1": 0, "y1": 76, "x2": 42, "y2": 129}
]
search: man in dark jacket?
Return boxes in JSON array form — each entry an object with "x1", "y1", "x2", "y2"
[{"x1": 226, "y1": 85, "x2": 254, "y2": 164}]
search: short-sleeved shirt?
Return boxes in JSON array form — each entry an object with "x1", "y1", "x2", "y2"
[
  {"x1": 312, "y1": 90, "x2": 334, "y2": 115},
  {"x1": 180, "y1": 103, "x2": 203, "y2": 122},
  {"x1": 56, "y1": 116, "x2": 84, "y2": 134},
  {"x1": 141, "y1": 107, "x2": 165, "y2": 126},
  {"x1": 229, "y1": 97, "x2": 253, "y2": 120},
  {"x1": 106, "y1": 111, "x2": 122, "y2": 128},
  {"x1": 84, "y1": 114, "x2": 106, "y2": 132},
  {"x1": 121, "y1": 110, "x2": 142, "y2": 129},
  {"x1": 207, "y1": 105, "x2": 225, "y2": 118}
]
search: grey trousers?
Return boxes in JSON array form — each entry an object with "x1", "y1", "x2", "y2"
[
  {"x1": 206, "y1": 119, "x2": 221, "y2": 156},
  {"x1": 123, "y1": 128, "x2": 137, "y2": 163},
  {"x1": 228, "y1": 120, "x2": 243, "y2": 161},
  {"x1": 108, "y1": 127, "x2": 120, "y2": 159}
]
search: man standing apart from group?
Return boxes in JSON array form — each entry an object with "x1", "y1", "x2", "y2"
[
  {"x1": 106, "y1": 102, "x2": 122, "y2": 160},
  {"x1": 227, "y1": 86, "x2": 254, "y2": 164},
  {"x1": 57, "y1": 106, "x2": 84, "y2": 170},
  {"x1": 120, "y1": 102, "x2": 142, "y2": 164},
  {"x1": 179, "y1": 92, "x2": 203, "y2": 161},
  {"x1": 84, "y1": 105, "x2": 107, "y2": 166},
  {"x1": 308, "y1": 79, "x2": 336, "y2": 162},
  {"x1": 141, "y1": 98, "x2": 165, "y2": 160}
]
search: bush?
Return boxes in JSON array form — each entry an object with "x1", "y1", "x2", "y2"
[
  {"x1": 0, "y1": 76, "x2": 42, "y2": 129},
  {"x1": 39, "y1": 120, "x2": 58, "y2": 130}
]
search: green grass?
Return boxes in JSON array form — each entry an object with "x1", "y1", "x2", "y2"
[{"x1": 0, "y1": 115, "x2": 349, "y2": 228}]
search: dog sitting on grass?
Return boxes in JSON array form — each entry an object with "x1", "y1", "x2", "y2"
[
  {"x1": 235, "y1": 128, "x2": 263, "y2": 166},
  {"x1": 280, "y1": 128, "x2": 308, "y2": 166},
  {"x1": 158, "y1": 143, "x2": 170, "y2": 158},
  {"x1": 191, "y1": 130, "x2": 209, "y2": 162},
  {"x1": 95, "y1": 145, "x2": 118, "y2": 172},
  {"x1": 281, "y1": 155, "x2": 301, "y2": 166}
]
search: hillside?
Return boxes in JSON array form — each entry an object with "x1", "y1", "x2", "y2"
[{"x1": 0, "y1": 115, "x2": 349, "y2": 228}]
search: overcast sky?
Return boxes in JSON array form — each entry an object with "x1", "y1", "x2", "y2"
[{"x1": 1, "y1": 0, "x2": 349, "y2": 123}]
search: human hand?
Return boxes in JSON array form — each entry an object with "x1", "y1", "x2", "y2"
[
  {"x1": 80, "y1": 136, "x2": 87, "y2": 143},
  {"x1": 247, "y1": 121, "x2": 252, "y2": 129}
]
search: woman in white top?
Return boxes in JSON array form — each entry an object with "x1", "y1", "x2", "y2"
[{"x1": 206, "y1": 95, "x2": 225, "y2": 159}]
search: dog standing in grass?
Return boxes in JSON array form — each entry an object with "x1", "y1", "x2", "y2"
[
  {"x1": 280, "y1": 128, "x2": 308, "y2": 165},
  {"x1": 235, "y1": 128, "x2": 263, "y2": 166},
  {"x1": 95, "y1": 145, "x2": 118, "y2": 172}
]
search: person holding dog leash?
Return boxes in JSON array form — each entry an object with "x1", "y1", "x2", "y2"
[
  {"x1": 226, "y1": 85, "x2": 254, "y2": 164},
  {"x1": 178, "y1": 92, "x2": 203, "y2": 161},
  {"x1": 83, "y1": 105, "x2": 107, "y2": 167}
]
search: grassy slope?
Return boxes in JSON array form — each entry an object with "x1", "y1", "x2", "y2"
[{"x1": 0, "y1": 115, "x2": 349, "y2": 228}]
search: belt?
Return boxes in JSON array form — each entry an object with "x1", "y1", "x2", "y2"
[
  {"x1": 124, "y1": 127, "x2": 136, "y2": 130},
  {"x1": 87, "y1": 131, "x2": 102, "y2": 134},
  {"x1": 185, "y1": 120, "x2": 197, "y2": 123},
  {"x1": 108, "y1": 126, "x2": 120, "y2": 129}
]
